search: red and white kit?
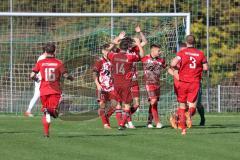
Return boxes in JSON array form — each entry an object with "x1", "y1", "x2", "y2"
[
  {"x1": 141, "y1": 55, "x2": 166, "y2": 100},
  {"x1": 93, "y1": 57, "x2": 114, "y2": 102}
]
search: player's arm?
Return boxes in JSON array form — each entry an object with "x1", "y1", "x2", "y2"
[
  {"x1": 203, "y1": 63, "x2": 208, "y2": 71},
  {"x1": 93, "y1": 72, "x2": 102, "y2": 91},
  {"x1": 107, "y1": 31, "x2": 126, "y2": 51},
  {"x1": 63, "y1": 73, "x2": 74, "y2": 81},
  {"x1": 167, "y1": 67, "x2": 179, "y2": 80},
  {"x1": 30, "y1": 62, "x2": 40, "y2": 82},
  {"x1": 133, "y1": 37, "x2": 144, "y2": 58},
  {"x1": 135, "y1": 25, "x2": 147, "y2": 47},
  {"x1": 170, "y1": 56, "x2": 181, "y2": 70}
]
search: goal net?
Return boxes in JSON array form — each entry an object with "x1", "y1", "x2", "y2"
[{"x1": 0, "y1": 13, "x2": 190, "y2": 121}]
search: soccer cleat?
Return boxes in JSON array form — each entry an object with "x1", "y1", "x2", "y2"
[
  {"x1": 43, "y1": 134, "x2": 49, "y2": 138},
  {"x1": 104, "y1": 124, "x2": 112, "y2": 129},
  {"x1": 128, "y1": 124, "x2": 136, "y2": 129},
  {"x1": 125, "y1": 123, "x2": 129, "y2": 128},
  {"x1": 156, "y1": 123, "x2": 163, "y2": 129},
  {"x1": 170, "y1": 115, "x2": 178, "y2": 129},
  {"x1": 118, "y1": 126, "x2": 126, "y2": 130},
  {"x1": 24, "y1": 112, "x2": 34, "y2": 117},
  {"x1": 147, "y1": 124, "x2": 154, "y2": 128},
  {"x1": 181, "y1": 129, "x2": 187, "y2": 135},
  {"x1": 185, "y1": 112, "x2": 192, "y2": 128}
]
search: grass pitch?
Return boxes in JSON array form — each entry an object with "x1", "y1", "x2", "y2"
[{"x1": 0, "y1": 113, "x2": 239, "y2": 160}]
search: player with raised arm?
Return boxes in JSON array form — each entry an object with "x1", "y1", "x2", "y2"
[
  {"x1": 93, "y1": 43, "x2": 115, "y2": 129},
  {"x1": 108, "y1": 33, "x2": 144, "y2": 130},
  {"x1": 141, "y1": 44, "x2": 166, "y2": 129},
  {"x1": 25, "y1": 47, "x2": 48, "y2": 117},
  {"x1": 30, "y1": 42, "x2": 73, "y2": 137},
  {"x1": 170, "y1": 35, "x2": 208, "y2": 135},
  {"x1": 125, "y1": 25, "x2": 147, "y2": 128}
]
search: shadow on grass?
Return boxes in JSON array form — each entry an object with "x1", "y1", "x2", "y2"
[
  {"x1": 0, "y1": 130, "x2": 35, "y2": 134},
  {"x1": 58, "y1": 133, "x2": 136, "y2": 138}
]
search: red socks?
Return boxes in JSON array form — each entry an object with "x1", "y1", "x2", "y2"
[
  {"x1": 120, "y1": 109, "x2": 130, "y2": 127},
  {"x1": 151, "y1": 103, "x2": 159, "y2": 125},
  {"x1": 115, "y1": 109, "x2": 122, "y2": 126},
  {"x1": 189, "y1": 107, "x2": 196, "y2": 117},
  {"x1": 42, "y1": 114, "x2": 50, "y2": 136},
  {"x1": 98, "y1": 108, "x2": 108, "y2": 125},
  {"x1": 178, "y1": 108, "x2": 186, "y2": 130}
]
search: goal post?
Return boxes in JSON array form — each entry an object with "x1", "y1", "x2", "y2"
[{"x1": 0, "y1": 12, "x2": 190, "y2": 118}]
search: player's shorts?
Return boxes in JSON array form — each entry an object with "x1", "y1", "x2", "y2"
[
  {"x1": 113, "y1": 85, "x2": 132, "y2": 104},
  {"x1": 173, "y1": 78, "x2": 180, "y2": 97},
  {"x1": 40, "y1": 94, "x2": 61, "y2": 113},
  {"x1": 96, "y1": 90, "x2": 115, "y2": 103},
  {"x1": 131, "y1": 81, "x2": 140, "y2": 98},
  {"x1": 145, "y1": 84, "x2": 160, "y2": 101},
  {"x1": 177, "y1": 81, "x2": 200, "y2": 103}
]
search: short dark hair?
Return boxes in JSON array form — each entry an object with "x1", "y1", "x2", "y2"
[
  {"x1": 44, "y1": 42, "x2": 56, "y2": 54},
  {"x1": 120, "y1": 38, "x2": 131, "y2": 51},
  {"x1": 186, "y1": 35, "x2": 196, "y2": 45},
  {"x1": 150, "y1": 44, "x2": 161, "y2": 49},
  {"x1": 179, "y1": 43, "x2": 187, "y2": 48},
  {"x1": 100, "y1": 43, "x2": 110, "y2": 50}
]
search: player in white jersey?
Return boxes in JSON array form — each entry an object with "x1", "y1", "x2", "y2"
[{"x1": 25, "y1": 48, "x2": 47, "y2": 117}]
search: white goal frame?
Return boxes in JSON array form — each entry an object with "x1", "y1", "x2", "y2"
[{"x1": 0, "y1": 12, "x2": 190, "y2": 113}]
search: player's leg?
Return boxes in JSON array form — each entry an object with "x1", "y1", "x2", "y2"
[
  {"x1": 25, "y1": 83, "x2": 40, "y2": 117},
  {"x1": 176, "y1": 81, "x2": 188, "y2": 135},
  {"x1": 97, "y1": 90, "x2": 111, "y2": 129},
  {"x1": 40, "y1": 95, "x2": 50, "y2": 137},
  {"x1": 41, "y1": 94, "x2": 61, "y2": 137},
  {"x1": 186, "y1": 82, "x2": 200, "y2": 128},
  {"x1": 146, "y1": 84, "x2": 162, "y2": 128},
  {"x1": 196, "y1": 84, "x2": 205, "y2": 126},
  {"x1": 118, "y1": 86, "x2": 133, "y2": 130}
]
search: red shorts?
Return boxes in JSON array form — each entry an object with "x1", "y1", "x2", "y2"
[
  {"x1": 40, "y1": 94, "x2": 61, "y2": 112},
  {"x1": 131, "y1": 81, "x2": 140, "y2": 98},
  {"x1": 96, "y1": 90, "x2": 115, "y2": 102},
  {"x1": 145, "y1": 84, "x2": 160, "y2": 101},
  {"x1": 114, "y1": 85, "x2": 132, "y2": 104},
  {"x1": 177, "y1": 81, "x2": 200, "y2": 103}
]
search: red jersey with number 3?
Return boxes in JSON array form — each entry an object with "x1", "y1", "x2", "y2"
[
  {"x1": 177, "y1": 47, "x2": 207, "y2": 83},
  {"x1": 32, "y1": 57, "x2": 66, "y2": 96},
  {"x1": 108, "y1": 52, "x2": 140, "y2": 86}
]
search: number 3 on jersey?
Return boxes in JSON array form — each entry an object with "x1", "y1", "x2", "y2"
[
  {"x1": 189, "y1": 56, "x2": 196, "y2": 69},
  {"x1": 116, "y1": 62, "x2": 125, "y2": 74},
  {"x1": 45, "y1": 68, "x2": 56, "y2": 81}
]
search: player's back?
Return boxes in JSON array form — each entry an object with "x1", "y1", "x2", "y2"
[
  {"x1": 178, "y1": 47, "x2": 206, "y2": 83},
  {"x1": 108, "y1": 52, "x2": 139, "y2": 86},
  {"x1": 34, "y1": 57, "x2": 65, "y2": 96}
]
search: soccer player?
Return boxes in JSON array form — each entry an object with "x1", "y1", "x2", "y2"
[
  {"x1": 170, "y1": 35, "x2": 208, "y2": 135},
  {"x1": 126, "y1": 25, "x2": 148, "y2": 128},
  {"x1": 30, "y1": 42, "x2": 73, "y2": 137},
  {"x1": 141, "y1": 44, "x2": 166, "y2": 128},
  {"x1": 93, "y1": 43, "x2": 115, "y2": 129},
  {"x1": 25, "y1": 47, "x2": 48, "y2": 117},
  {"x1": 108, "y1": 35, "x2": 144, "y2": 130}
]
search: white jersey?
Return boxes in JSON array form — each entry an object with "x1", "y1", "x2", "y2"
[{"x1": 35, "y1": 54, "x2": 46, "y2": 87}]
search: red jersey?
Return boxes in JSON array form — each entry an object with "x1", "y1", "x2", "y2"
[
  {"x1": 141, "y1": 54, "x2": 166, "y2": 85},
  {"x1": 108, "y1": 51, "x2": 140, "y2": 86},
  {"x1": 32, "y1": 57, "x2": 66, "y2": 96},
  {"x1": 93, "y1": 57, "x2": 113, "y2": 92},
  {"x1": 177, "y1": 47, "x2": 207, "y2": 83}
]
